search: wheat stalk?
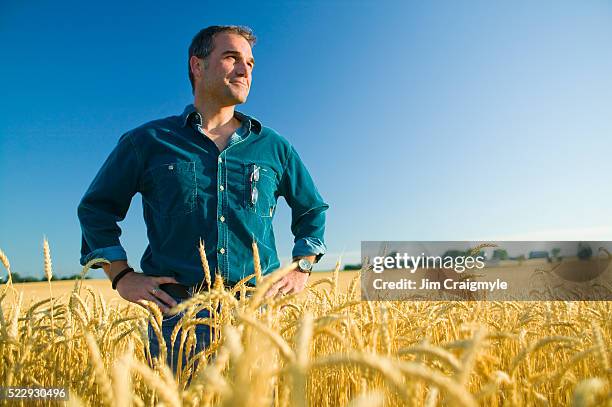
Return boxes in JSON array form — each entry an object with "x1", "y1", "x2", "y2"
[
  {"x1": 199, "y1": 238, "x2": 211, "y2": 291},
  {"x1": 572, "y1": 377, "x2": 607, "y2": 407},
  {"x1": 252, "y1": 240, "x2": 263, "y2": 284},
  {"x1": 591, "y1": 322, "x2": 609, "y2": 373},
  {"x1": 8, "y1": 291, "x2": 23, "y2": 342},
  {"x1": 130, "y1": 358, "x2": 182, "y2": 407},
  {"x1": 0, "y1": 248, "x2": 13, "y2": 291},
  {"x1": 291, "y1": 312, "x2": 313, "y2": 407},
  {"x1": 85, "y1": 332, "x2": 114, "y2": 406},
  {"x1": 347, "y1": 391, "x2": 384, "y2": 407},
  {"x1": 112, "y1": 341, "x2": 134, "y2": 407},
  {"x1": 43, "y1": 236, "x2": 53, "y2": 282},
  {"x1": 332, "y1": 258, "x2": 341, "y2": 298}
]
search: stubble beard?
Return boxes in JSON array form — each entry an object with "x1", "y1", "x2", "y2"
[{"x1": 224, "y1": 83, "x2": 249, "y2": 106}]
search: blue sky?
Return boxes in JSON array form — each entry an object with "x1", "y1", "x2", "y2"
[{"x1": 1, "y1": 1, "x2": 611, "y2": 279}]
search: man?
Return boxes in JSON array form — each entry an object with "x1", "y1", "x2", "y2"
[{"x1": 77, "y1": 25, "x2": 329, "y2": 370}]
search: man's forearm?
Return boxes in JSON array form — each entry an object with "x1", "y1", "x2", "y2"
[{"x1": 102, "y1": 260, "x2": 130, "y2": 280}]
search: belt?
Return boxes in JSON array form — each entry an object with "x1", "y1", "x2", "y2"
[
  {"x1": 158, "y1": 283, "x2": 193, "y2": 299},
  {"x1": 159, "y1": 281, "x2": 255, "y2": 300}
]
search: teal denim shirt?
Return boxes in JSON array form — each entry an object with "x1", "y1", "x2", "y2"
[{"x1": 78, "y1": 104, "x2": 329, "y2": 286}]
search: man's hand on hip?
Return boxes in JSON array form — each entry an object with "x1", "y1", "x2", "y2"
[{"x1": 116, "y1": 272, "x2": 179, "y2": 315}]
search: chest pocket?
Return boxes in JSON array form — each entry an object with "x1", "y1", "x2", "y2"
[
  {"x1": 149, "y1": 161, "x2": 197, "y2": 217},
  {"x1": 243, "y1": 163, "x2": 277, "y2": 218}
]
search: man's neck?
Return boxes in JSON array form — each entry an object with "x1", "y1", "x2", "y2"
[{"x1": 193, "y1": 96, "x2": 241, "y2": 135}]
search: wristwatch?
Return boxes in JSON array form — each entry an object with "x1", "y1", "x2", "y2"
[{"x1": 296, "y1": 258, "x2": 313, "y2": 275}]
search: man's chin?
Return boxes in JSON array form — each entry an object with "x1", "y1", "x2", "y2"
[{"x1": 228, "y1": 93, "x2": 249, "y2": 105}]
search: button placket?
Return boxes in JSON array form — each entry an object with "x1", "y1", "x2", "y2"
[
  {"x1": 213, "y1": 124, "x2": 252, "y2": 282},
  {"x1": 217, "y1": 152, "x2": 228, "y2": 279}
]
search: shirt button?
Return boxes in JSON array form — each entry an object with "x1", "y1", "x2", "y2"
[
  {"x1": 218, "y1": 157, "x2": 222, "y2": 163},
  {"x1": 219, "y1": 216, "x2": 225, "y2": 222},
  {"x1": 219, "y1": 248, "x2": 225, "y2": 254},
  {"x1": 219, "y1": 185, "x2": 224, "y2": 191}
]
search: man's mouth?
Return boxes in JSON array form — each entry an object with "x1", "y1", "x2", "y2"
[{"x1": 230, "y1": 80, "x2": 248, "y2": 87}]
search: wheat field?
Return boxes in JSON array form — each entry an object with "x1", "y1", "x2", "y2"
[{"x1": 0, "y1": 245, "x2": 611, "y2": 407}]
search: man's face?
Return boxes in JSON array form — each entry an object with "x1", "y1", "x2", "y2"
[{"x1": 193, "y1": 32, "x2": 255, "y2": 105}]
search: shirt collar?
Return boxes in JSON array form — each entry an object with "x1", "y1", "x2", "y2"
[{"x1": 180, "y1": 104, "x2": 262, "y2": 134}]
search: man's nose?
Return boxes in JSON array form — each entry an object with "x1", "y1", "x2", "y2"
[{"x1": 235, "y1": 60, "x2": 249, "y2": 77}]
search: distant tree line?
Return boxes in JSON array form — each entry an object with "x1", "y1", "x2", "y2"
[{"x1": 0, "y1": 273, "x2": 91, "y2": 283}]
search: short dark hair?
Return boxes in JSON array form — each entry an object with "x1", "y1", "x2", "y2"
[{"x1": 188, "y1": 25, "x2": 257, "y2": 93}]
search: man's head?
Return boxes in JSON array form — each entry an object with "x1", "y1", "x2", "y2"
[{"x1": 188, "y1": 25, "x2": 256, "y2": 106}]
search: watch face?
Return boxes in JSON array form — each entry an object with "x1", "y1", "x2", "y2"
[{"x1": 298, "y1": 258, "x2": 313, "y2": 271}]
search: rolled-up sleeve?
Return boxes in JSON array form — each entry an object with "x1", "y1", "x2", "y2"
[
  {"x1": 77, "y1": 132, "x2": 141, "y2": 268},
  {"x1": 278, "y1": 146, "x2": 329, "y2": 263}
]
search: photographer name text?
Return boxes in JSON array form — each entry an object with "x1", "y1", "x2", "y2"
[{"x1": 372, "y1": 277, "x2": 508, "y2": 292}]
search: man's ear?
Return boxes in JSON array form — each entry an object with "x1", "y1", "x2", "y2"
[{"x1": 190, "y1": 56, "x2": 204, "y2": 81}]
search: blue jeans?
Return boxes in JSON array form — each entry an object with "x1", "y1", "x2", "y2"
[{"x1": 147, "y1": 294, "x2": 214, "y2": 376}]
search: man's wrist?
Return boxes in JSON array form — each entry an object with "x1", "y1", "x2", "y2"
[
  {"x1": 292, "y1": 254, "x2": 316, "y2": 263},
  {"x1": 103, "y1": 260, "x2": 130, "y2": 280},
  {"x1": 293, "y1": 255, "x2": 316, "y2": 275},
  {"x1": 112, "y1": 267, "x2": 135, "y2": 290}
]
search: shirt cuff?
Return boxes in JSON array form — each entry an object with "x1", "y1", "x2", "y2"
[
  {"x1": 292, "y1": 237, "x2": 327, "y2": 263},
  {"x1": 80, "y1": 245, "x2": 128, "y2": 269}
]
